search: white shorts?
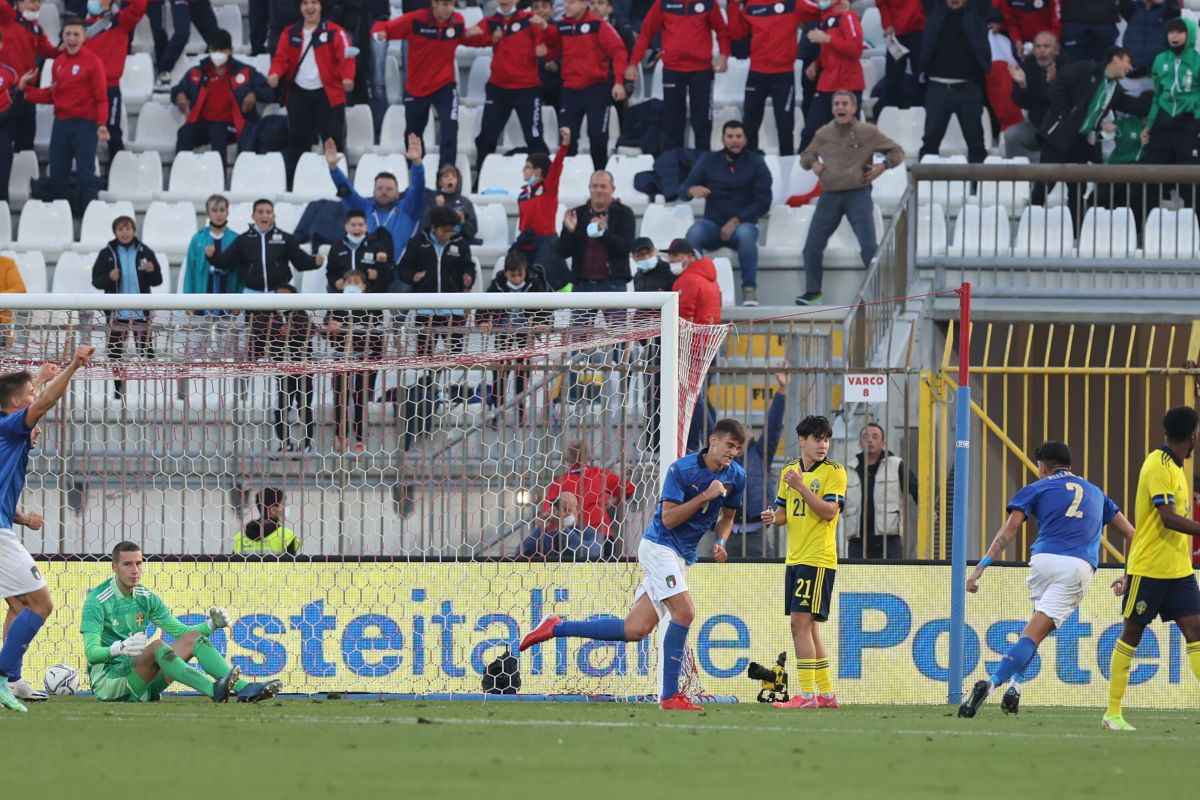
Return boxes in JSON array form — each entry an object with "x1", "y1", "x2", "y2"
[
  {"x1": 633, "y1": 538, "x2": 689, "y2": 618},
  {"x1": 0, "y1": 529, "x2": 45, "y2": 598},
  {"x1": 1026, "y1": 552, "x2": 1094, "y2": 628}
]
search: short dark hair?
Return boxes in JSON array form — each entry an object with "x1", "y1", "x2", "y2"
[
  {"x1": 296, "y1": 0, "x2": 323, "y2": 10},
  {"x1": 712, "y1": 418, "x2": 747, "y2": 444},
  {"x1": 1167, "y1": 17, "x2": 1188, "y2": 34},
  {"x1": 504, "y1": 250, "x2": 527, "y2": 273},
  {"x1": 527, "y1": 152, "x2": 552, "y2": 178},
  {"x1": 796, "y1": 415, "x2": 833, "y2": 439},
  {"x1": 1102, "y1": 45, "x2": 1133, "y2": 65},
  {"x1": 0, "y1": 371, "x2": 31, "y2": 409},
  {"x1": 343, "y1": 269, "x2": 367, "y2": 283},
  {"x1": 208, "y1": 28, "x2": 233, "y2": 51},
  {"x1": 722, "y1": 120, "x2": 745, "y2": 135},
  {"x1": 374, "y1": 171, "x2": 398, "y2": 186},
  {"x1": 345, "y1": 209, "x2": 367, "y2": 221},
  {"x1": 860, "y1": 421, "x2": 885, "y2": 439},
  {"x1": 111, "y1": 215, "x2": 136, "y2": 234},
  {"x1": 1034, "y1": 441, "x2": 1072, "y2": 469},
  {"x1": 1164, "y1": 406, "x2": 1199, "y2": 443},
  {"x1": 429, "y1": 205, "x2": 461, "y2": 229},
  {"x1": 276, "y1": 283, "x2": 297, "y2": 294},
  {"x1": 253, "y1": 198, "x2": 274, "y2": 212},
  {"x1": 112, "y1": 541, "x2": 142, "y2": 562},
  {"x1": 258, "y1": 487, "x2": 284, "y2": 510},
  {"x1": 61, "y1": 16, "x2": 85, "y2": 31}
]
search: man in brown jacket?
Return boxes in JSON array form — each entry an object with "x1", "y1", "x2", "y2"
[{"x1": 796, "y1": 92, "x2": 905, "y2": 305}]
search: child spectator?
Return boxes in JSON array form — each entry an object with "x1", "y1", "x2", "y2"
[
  {"x1": 207, "y1": 198, "x2": 323, "y2": 292},
  {"x1": 396, "y1": 205, "x2": 477, "y2": 358},
  {"x1": 250, "y1": 283, "x2": 316, "y2": 453},
  {"x1": 180, "y1": 194, "x2": 242, "y2": 398},
  {"x1": 91, "y1": 215, "x2": 163, "y2": 399},
  {"x1": 326, "y1": 209, "x2": 392, "y2": 292},
  {"x1": 325, "y1": 269, "x2": 384, "y2": 452},
  {"x1": 514, "y1": 127, "x2": 571, "y2": 288},
  {"x1": 420, "y1": 164, "x2": 479, "y2": 243}
]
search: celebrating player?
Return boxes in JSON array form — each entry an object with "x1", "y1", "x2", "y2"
[
  {"x1": 519, "y1": 419, "x2": 747, "y2": 711},
  {"x1": 761, "y1": 415, "x2": 847, "y2": 709},
  {"x1": 81, "y1": 541, "x2": 282, "y2": 704},
  {"x1": 1105, "y1": 406, "x2": 1200, "y2": 731},
  {"x1": 957, "y1": 441, "x2": 1134, "y2": 718},
  {"x1": 0, "y1": 345, "x2": 95, "y2": 712}
]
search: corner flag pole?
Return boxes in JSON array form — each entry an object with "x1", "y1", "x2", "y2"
[{"x1": 947, "y1": 282, "x2": 971, "y2": 705}]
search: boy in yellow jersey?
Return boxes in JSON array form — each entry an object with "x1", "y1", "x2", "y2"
[
  {"x1": 760, "y1": 414, "x2": 847, "y2": 709},
  {"x1": 1105, "y1": 406, "x2": 1200, "y2": 731}
]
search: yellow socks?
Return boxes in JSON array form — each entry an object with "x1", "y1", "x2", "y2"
[
  {"x1": 1107, "y1": 639, "x2": 1135, "y2": 717},
  {"x1": 798, "y1": 658, "x2": 817, "y2": 694},
  {"x1": 814, "y1": 658, "x2": 834, "y2": 695}
]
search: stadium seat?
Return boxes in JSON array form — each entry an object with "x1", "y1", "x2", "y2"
[
  {"x1": 639, "y1": 204, "x2": 695, "y2": 244},
  {"x1": 8, "y1": 150, "x2": 38, "y2": 205},
  {"x1": 475, "y1": 204, "x2": 510, "y2": 252},
  {"x1": 386, "y1": 54, "x2": 402, "y2": 105},
  {"x1": 914, "y1": 202, "x2": 947, "y2": 257},
  {"x1": 228, "y1": 152, "x2": 287, "y2": 202},
  {"x1": 974, "y1": 156, "x2": 1031, "y2": 217},
  {"x1": 940, "y1": 110, "x2": 995, "y2": 158},
  {"x1": 274, "y1": 201, "x2": 304, "y2": 234},
  {"x1": 918, "y1": 154, "x2": 969, "y2": 215},
  {"x1": 17, "y1": 199, "x2": 72, "y2": 257},
  {"x1": 215, "y1": 5, "x2": 245, "y2": 50},
  {"x1": 0, "y1": 250, "x2": 47, "y2": 293},
  {"x1": 871, "y1": 160, "x2": 908, "y2": 215},
  {"x1": 100, "y1": 150, "x2": 164, "y2": 209},
  {"x1": 475, "y1": 154, "x2": 527, "y2": 195},
  {"x1": 456, "y1": 105, "x2": 483, "y2": 159},
  {"x1": 0, "y1": 201, "x2": 10, "y2": 244},
  {"x1": 141, "y1": 201, "x2": 200, "y2": 258},
  {"x1": 354, "y1": 153, "x2": 413, "y2": 196},
  {"x1": 702, "y1": 104, "x2": 742, "y2": 150},
  {"x1": 151, "y1": 253, "x2": 173, "y2": 293},
  {"x1": 463, "y1": 54, "x2": 491, "y2": 107},
  {"x1": 34, "y1": 105, "x2": 53, "y2": 158},
  {"x1": 346, "y1": 104, "x2": 376, "y2": 163},
  {"x1": 227, "y1": 201, "x2": 255, "y2": 231},
  {"x1": 38, "y1": 1, "x2": 59, "y2": 42},
  {"x1": 948, "y1": 204, "x2": 1011, "y2": 257},
  {"x1": 121, "y1": 52, "x2": 155, "y2": 110},
  {"x1": 559, "y1": 156, "x2": 593, "y2": 207},
  {"x1": 1077, "y1": 207, "x2": 1137, "y2": 258},
  {"x1": 160, "y1": 150, "x2": 224, "y2": 203},
  {"x1": 1144, "y1": 208, "x2": 1200, "y2": 258},
  {"x1": 1012, "y1": 206, "x2": 1074, "y2": 257},
  {"x1": 131, "y1": 101, "x2": 187, "y2": 160},
  {"x1": 50, "y1": 251, "x2": 104, "y2": 294},
  {"x1": 711, "y1": 257, "x2": 736, "y2": 307},
  {"x1": 875, "y1": 107, "x2": 925, "y2": 161},
  {"x1": 755, "y1": 100, "x2": 782, "y2": 155},
  {"x1": 75, "y1": 200, "x2": 137, "y2": 251},
  {"x1": 609, "y1": 154, "x2": 653, "y2": 209},
  {"x1": 860, "y1": 6, "x2": 884, "y2": 46},
  {"x1": 299, "y1": 267, "x2": 327, "y2": 295},
  {"x1": 376, "y1": 104, "x2": 407, "y2": 155},
  {"x1": 761, "y1": 205, "x2": 808, "y2": 258},
  {"x1": 714, "y1": 58, "x2": 750, "y2": 108},
  {"x1": 648, "y1": 63, "x2": 664, "y2": 102},
  {"x1": 132, "y1": 13, "x2": 154, "y2": 53},
  {"x1": 286, "y1": 152, "x2": 344, "y2": 203}
]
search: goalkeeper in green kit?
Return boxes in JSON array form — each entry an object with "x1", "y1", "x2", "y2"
[{"x1": 80, "y1": 541, "x2": 282, "y2": 703}]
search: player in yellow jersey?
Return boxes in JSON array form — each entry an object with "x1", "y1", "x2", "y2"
[
  {"x1": 1105, "y1": 406, "x2": 1200, "y2": 731},
  {"x1": 760, "y1": 415, "x2": 847, "y2": 709}
]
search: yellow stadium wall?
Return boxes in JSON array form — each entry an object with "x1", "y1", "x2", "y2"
[{"x1": 30, "y1": 561, "x2": 1200, "y2": 708}]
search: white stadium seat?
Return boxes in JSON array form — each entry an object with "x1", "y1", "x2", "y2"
[
  {"x1": 8, "y1": 151, "x2": 38, "y2": 205},
  {"x1": 1144, "y1": 208, "x2": 1200, "y2": 258},
  {"x1": 346, "y1": 104, "x2": 376, "y2": 163},
  {"x1": 0, "y1": 201, "x2": 9, "y2": 244},
  {"x1": 463, "y1": 54, "x2": 492, "y2": 107},
  {"x1": 762, "y1": 205, "x2": 808, "y2": 256},
  {"x1": 17, "y1": 199, "x2": 72, "y2": 257},
  {"x1": 639, "y1": 204, "x2": 695, "y2": 245},
  {"x1": 711, "y1": 257, "x2": 736, "y2": 307},
  {"x1": 1012, "y1": 206, "x2": 1074, "y2": 257},
  {"x1": 475, "y1": 204, "x2": 510, "y2": 251},
  {"x1": 949, "y1": 204, "x2": 1011, "y2": 257},
  {"x1": 876, "y1": 107, "x2": 925, "y2": 162},
  {"x1": 51, "y1": 251, "x2": 104, "y2": 294},
  {"x1": 130, "y1": 101, "x2": 187, "y2": 160},
  {"x1": 376, "y1": 105, "x2": 407, "y2": 155},
  {"x1": 871, "y1": 160, "x2": 908, "y2": 215},
  {"x1": 475, "y1": 154, "x2": 527, "y2": 195},
  {"x1": 915, "y1": 203, "x2": 947, "y2": 257},
  {"x1": 940, "y1": 110, "x2": 995, "y2": 158},
  {"x1": 0, "y1": 250, "x2": 47, "y2": 293},
  {"x1": 1077, "y1": 207, "x2": 1137, "y2": 258},
  {"x1": 76, "y1": 200, "x2": 136, "y2": 251},
  {"x1": 101, "y1": 150, "x2": 164, "y2": 208},
  {"x1": 714, "y1": 58, "x2": 750, "y2": 108},
  {"x1": 354, "y1": 153, "x2": 413, "y2": 196},
  {"x1": 228, "y1": 152, "x2": 287, "y2": 202},
  {"x1": 142, "y1": 201, "x2": 200, "y2": 257},
  {"x1": 160, "y1": 151, "x2": 225, "y2": 203},
  {"x1": 215, "y1": 5, "x2": 245, "y2": 50},
  {"x1": 121, "y1": 52, "x2": 155, "y2": 110},
  {"x1": 286, "y1": 152, "x2": 345, "y2": 203}
]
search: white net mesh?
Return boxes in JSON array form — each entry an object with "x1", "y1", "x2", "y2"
[{"x1": 6, "y1": 294, "x2": 729, "y2": 701}]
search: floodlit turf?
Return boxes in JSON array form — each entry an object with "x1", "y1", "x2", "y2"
[{"x1": 7, "y1": 697, "x2": 1196, "y2": 799}]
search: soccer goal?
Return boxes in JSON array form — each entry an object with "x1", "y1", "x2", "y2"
[{"x1": 2, "y1": 291, "x2": 730, "y2": 701}]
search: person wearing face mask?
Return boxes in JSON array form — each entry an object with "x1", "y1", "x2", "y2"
[
  {"x1": 796, "y1": 0, "x2": 865, "y2": 154},
  {"x1": 326, "y1": 134, "x2": 425, "y2": 268},
  {"x1": 465, "y1": 0, "x2": 551, "y2": 174},
  {"x1": 514, "y1": 127, "x2": 572, "y2": 289},
  {"x1": 82, "y1": 0, "x2": 147, "y2": 164},
  {"x1": 665, "y1": 238, "x2": 721, "y2": 324},
  {"x1": 917, "y1": 0, "x2": 992, "y2": 165},
  {"x1": 556, "y1": 169, "x2": 635, "y2": 293},
  {"x1": 1140, "y1": 16, "x2": 1200, "y2": 210},
  {"x1": 630, "y1": 237, "x2": 675, "y2": 292},
  {"x1": 0, "y1": 0, "x2": 59, "y2": 152},
  {"x1": 326, "y1": 209, "x2": 393, "y2": 292},
  {"x1": 172, "y1": 30, "x2": 274, "y2": 169},
  {"x1": 418, "y1": 164, "x2": 480, "y2": 244},
  {"x1": 234, "y1": 488, "x2": 300, "y2": 555},
  {"x1": 324, "y1": 269, "x2": 384, "y2": 452}
]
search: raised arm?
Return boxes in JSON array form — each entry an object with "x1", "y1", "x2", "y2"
[{"x1": 27, "y1": 345, "x2": 94, "y2": 427}]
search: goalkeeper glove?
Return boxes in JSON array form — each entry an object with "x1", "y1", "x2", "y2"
[
  {"x1": 110, "y1": 632, "x2": 147, "y2": 659},
  {"x1": 207, "y1": 607, "x2": 232, "y2": 631}
]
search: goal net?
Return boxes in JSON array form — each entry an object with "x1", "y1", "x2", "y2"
[{"x1": 3, "y1": 292, "x2": 729, "y2": 701}]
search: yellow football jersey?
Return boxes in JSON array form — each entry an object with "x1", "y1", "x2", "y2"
[
  {"x1": 776, "y1": 458, "x2": 847, "y2": 568},
  {"x1": 1128, "y1": 447, "x2": 1193, "y2": 579}
]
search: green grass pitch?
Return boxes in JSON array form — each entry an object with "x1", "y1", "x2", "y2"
[{"x1": 8, "y1": 697, "x2": 1196, "y2": 798}]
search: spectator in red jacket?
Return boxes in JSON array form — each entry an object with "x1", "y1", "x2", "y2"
[
  {"x1": 666, "y1": 238, "x2": 722, "y2": 323},
  {"x1": 23, "y1": 18, "x2": 109, "y2": 209},
  {"x1": 797, "y1": 0, "x2": 865, "y2": 152},
  {"x1": 515, "y1": 128, "x2": 571, "y2": 288},
  {"x1": 0, "y1": 0, "x2": 57, "y2": 152},
  {"x1": 997, "y1": 0, "x2": 1061, "y2": 53},
  {"x1": 173, "y1": 31, "x2": 273, "y2": 168},
  {"x1": 84, "y1": 0, "x2": 147, "y2": 163},
  {"x1": 543, "y1": 0, "x2": 628, "y2": 170},
  {"x1": 466, "y1": 0, "x2": 551, "y2": 174},
  {"x1": 874, "y1": 0, "x2": 925, "y2": 116},
  {"x1": 727, "y1": 0, "x2": 822, "y2": 155},
  {"x1": 372, "y1": 0, "x2": 466, "y2": 169},
  {"x1": 0, "y1": 31, "x2": 29, "y2": 204},
  {"x1": 543, "y1": 440, "x2": 636, "y2": 559},
  {"x1": 626, "y1": 0, "x2": 731, "y2": 151},
  {"x1": 267, "y1": 0, "x2": 355, "y2": 182}
]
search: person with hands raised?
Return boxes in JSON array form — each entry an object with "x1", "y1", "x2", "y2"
[{"x1": 327, "y1": 134, "x2": 425, "y2": 268}]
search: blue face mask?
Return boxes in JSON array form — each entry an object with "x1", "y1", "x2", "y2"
[
  {"x1": 526, "y1": 175, "x2": 539, "y2": 187},
  {"x1": 634, "y1": 258, "x2": 657, "y2": 272},
  {"x1": 586, "y1": 220, "x2": 603, "y2": 238},
  {"x1": 346, "y1": 233, "x2": 365, "y2": 247},
  {"x1": 87, "y1": 0, "x2": 104, "y2": 15},
  {"x1": 506, "y1": 280, "x2": 526, "y2": 291}
]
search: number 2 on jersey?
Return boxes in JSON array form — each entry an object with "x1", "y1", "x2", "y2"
[{"x1": 1064, "y1": 482, "x2": 1085, "y2": 518}]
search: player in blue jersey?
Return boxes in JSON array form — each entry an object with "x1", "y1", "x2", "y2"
[
  {"x1": 958, "y1": 441, "x2": 1134, "y2": 718},
  {"x1": 0, "y1": 345, "x2": 95, "y2": 712},
  {"x1": 519, "y1": 418, "x2": 747, "y2": 711}
]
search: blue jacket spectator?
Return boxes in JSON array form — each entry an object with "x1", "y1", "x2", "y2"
[
  {"x1": 326, "y1": 134, "x2": 425, "y2": 265},
  {"x1": 183, "y1": 195, "x2": 243, "y2": 296},
  {"x1": 678, "y1": 120, "x2": 772, "y2": 305},
  {"x1": 1120, "y1": 0, "x2": 1180, "y2": 77}
]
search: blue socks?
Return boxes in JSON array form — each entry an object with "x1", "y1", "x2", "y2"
[
  {"x1": 990, "y1": 636, "x2": 1038, "y2": 688},
  {"x1": 0, "y1": 609, "x2": 45, "y2": 682},
  {"x1": 552, "y1": 617, "x2": 627, "y2": 641},
  {"x1": 661, "y1": 621, "x2": 689, "y2": 700}
]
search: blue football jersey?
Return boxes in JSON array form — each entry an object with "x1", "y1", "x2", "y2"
[
  {"x1": 1007, "y1": 470, "x2": 1119, "y2": 568},
  {"x1": 0, "y1": 408, "x2": 32, "y2": 530},
  {"x1": 643, "y1": 451, "x2": 746, "y2": 564}
]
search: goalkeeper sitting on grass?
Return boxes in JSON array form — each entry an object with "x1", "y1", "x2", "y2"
[{"x1": 81, "y1": 541, "x2": 281, "y2": 703}]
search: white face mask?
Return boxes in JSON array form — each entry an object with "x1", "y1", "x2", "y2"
[
  {"x1": 21, "y1": 10, "x2": 38, "y2": 21},
  {"x1": 343, "y1": 284, "x2": 364, "y2": 294},
  {"x1": 635, "y1": 258, "x2": 657, "y2": 272},
  {"x1": 346, "y1": 233, "x2": 365, "y2": 246},
  {"x1": 559, "y1": 514, "x2": 576, "y2": 529},
  {"x1": 209, "y1": 52, "x2": 230, "y2": 67},
  {"x1": 669, "y1": 260, "x2": 685, "y2": 276},
  {"x1": 586, "y1": 220, "x2": 603, "y2": 238}
]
